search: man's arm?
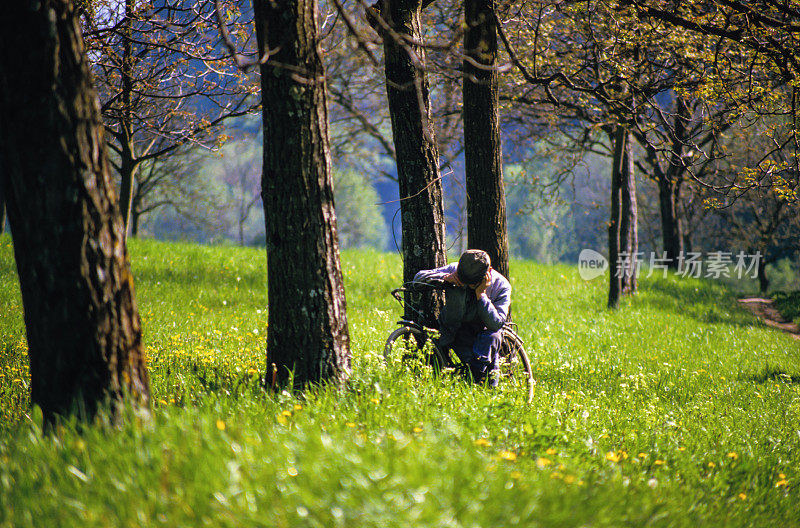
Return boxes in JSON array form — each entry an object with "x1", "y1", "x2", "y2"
[
  {"x1": 476, "y1": 278, "x2": 510, "y2": 332},
  {"x1": 413, "y1": 263, "x2": 458, "y2": 283}
]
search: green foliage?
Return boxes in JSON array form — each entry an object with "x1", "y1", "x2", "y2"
[
  {"x1": 333, "y1": 170, "x2": 388, "y2": 251},
  {"x1": 773, "y1": 291, "x2": 800, "y2": 325},
  {"x1": 1, "y1": 235, "x2": 799, "y2": 526},
  {"x1": 505, "y1": 163, "x2": 573, "y2": 263}
]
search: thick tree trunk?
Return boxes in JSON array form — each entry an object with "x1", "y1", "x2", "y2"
[
  {"x1": 620, "y1": 137, "x2": 638, "y2": 294},
  {"x1": 0, "y1": 0, "x2": 149, "y2": 422},
  {"x1": 463, "y1": 0, "x2": 509, "y2": 280},
  {"x1": 254, "y1": 0, "x2": 350, "y2": 389},
  {"x1": 372, "y1": 0, "x2": 447, "y2": 326},
  {"x1": 607, "y1": 127, "x2": 626, "y2": 309}
]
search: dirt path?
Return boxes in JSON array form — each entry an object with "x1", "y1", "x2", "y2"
[{"x1": 738, "y1": 298, "x2": 800, "y2": 340}]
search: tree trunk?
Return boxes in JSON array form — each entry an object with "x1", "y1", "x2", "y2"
[
  {"x1": 0, "y1": 0, "x2": 150, "y2": 423},
  {"x1": 620, "y1": 135, "x2": 638, "y2": 294},
  {"x1": 238, "y1": 212, "x2": 245, "y2": 246},
  {"x1": 657, "y1": 173, "x2": 683, "y2": 269},
  {"x1": 372, "y1": 0, "x2": 447, "y2": 327},
  {"x1": 254, "y1": 0, "x2": 350, "y2": 389},
  {"x1": 657, "y1": 96, "x2": 688, "y2": 269},
  {"x1": 118, "y1": 0, "x2": 136, "y2": 239},
  {"x1": 757, "y1": 258, "x2": 769, "y2": 294},
  {"x1": 0, "y1": 176, "x2": 5, "y2": 235},
  {"x1": 607, "y1": 126, "x2": 626, "y2": 309},
  {"x1": 118, "y1": 152, "x2": 138, "y2": 239},
  {"x1": 463, "y1": 0, "x2": 509, "y2": 280},
  {"x1": 131, "y1": 206, "x2": 141, "y2": 237}
]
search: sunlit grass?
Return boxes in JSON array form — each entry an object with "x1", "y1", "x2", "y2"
[{"x1": 0, "y1": 234, "x2": 798, "y2": 527}]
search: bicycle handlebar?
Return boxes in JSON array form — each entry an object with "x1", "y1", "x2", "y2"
[{"x1": 390, "y1": 280, "x2": 454, "y2": 308}]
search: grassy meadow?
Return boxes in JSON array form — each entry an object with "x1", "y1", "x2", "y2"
[{"x1": 0, "y1": 234, "x2": 799, "y2": 527}]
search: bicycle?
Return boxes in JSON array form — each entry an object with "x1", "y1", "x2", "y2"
[{"x1": 383, "y1": 279, "x2": 534, "y2": 402}]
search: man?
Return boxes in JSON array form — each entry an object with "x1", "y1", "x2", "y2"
[{"x1": 414, "y1": 249, "x2": 511, "y2": 385}]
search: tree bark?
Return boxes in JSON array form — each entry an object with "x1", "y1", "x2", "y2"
[
  {"x1": 0, "y1": 0, "x2": 150, "y2": 422},
  {"x1": 620, "y1": 136, "x2": 638, "y2": 294},
  {"x1": 254, "y1": 0, "x2": 351, "y2": 389},
  {"x1": 372, "y1": 0, "x2": 447, "y2": 326},
  {"x1": 463, "y1": 0, "x2": 509, "y2": 280}
]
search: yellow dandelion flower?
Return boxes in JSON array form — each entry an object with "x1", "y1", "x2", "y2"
[
  {"x1": 474, "y1": 438, "x2": 490, "y2": 447},
  {"x1": 294, "y1": 404, "x2": 303, "y2": 411},
  {"x1": 775, "y1": 479, "x2": 788, "y2": 488},
  {"x1": 678, "y1": 447, "x2": 686, "y2": 452},
  {"x1": 345, "y1": 422, "x2": 356, "y2": 428},
  {"x1": 738, "y1": 493, "x2": 747, "y2": 500},
  {"x1": 537, "y1": 457, "x2": 552, "y2": 467},
  {"x1": 276, "y1": 414, "x2": 288, "y2": 425},
  {"x1": 708, "y1": 462, "x2": 716, "y2": 468},
  {"x1": 546, "y1": 448, "x2": 557, "y2": 455},
  {"x1": 779, "y1": 473, "x2": 786, "y2": 479},
  {"x1": 413, "y1": 427, "x2": 423, "y2": 433},
  {"x1": 727, "y1": 452, "x2": 738, "y2": 460},
  {"x1": 563, "y1": 475, "x2": 576, "y2": 484},
  {"x1": 654, "y1": 460, "x2": 665, "y2": 466},
  {"x1": 606, "y1": 451, "x2": 621, "y2": 463},
  {"x1": 370, "y1": 398, "x2": 380, "y2": 404},
  {"x1": 638, "y1": 453, "x2": 648, "y2": 459},
  {"x1": 216, "y1": 420, "x2": 226, "y2": 431},
  {"x1": 499, "y1": 450, "x2": 517, "y2": 461},
  {"x1": 281, "y1": 410, "x2": 292, "y2": 417}
]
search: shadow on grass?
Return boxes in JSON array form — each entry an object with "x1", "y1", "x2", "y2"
[
  {"x1": 636, "y1": 276, "x2": 762, "y2": 329},
  {"x1": 741, "y1": 366, "x2": 800, "y2": 385}
]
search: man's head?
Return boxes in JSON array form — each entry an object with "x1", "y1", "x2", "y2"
[{"x1": 457, "y1": 249, "x2": 491, "y2": 286}]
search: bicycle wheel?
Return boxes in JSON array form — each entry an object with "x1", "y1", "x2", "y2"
[
  {"x1": 498, "y1": 328, "x2": 534, "y2": 403},
  {"x1": 384, "y1": 326, "x2": 445, "y2": 371}
]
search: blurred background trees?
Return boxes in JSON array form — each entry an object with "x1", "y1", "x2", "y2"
[{"x1": 66, "y1": 0, "x2": 799, "y2": 297}]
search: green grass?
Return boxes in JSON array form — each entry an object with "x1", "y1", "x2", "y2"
[
  {"x1": 1, "y1": 234, "x2": 799, "y2": 527},
  {"x1": 773, "y1": 291, "x2": 800, "y2": 325}
]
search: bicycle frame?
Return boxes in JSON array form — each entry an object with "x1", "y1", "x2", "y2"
[{"x1": 389, "y1": 280, "x2": 452, "y2": 329}]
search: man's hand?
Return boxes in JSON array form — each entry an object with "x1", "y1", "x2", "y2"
[
  {"x1": 443, "y1": 271, "x2": 464, "y2": 287},
  {"x1": 475, "y1": 269, "x2": 491, "y2": 298}
]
